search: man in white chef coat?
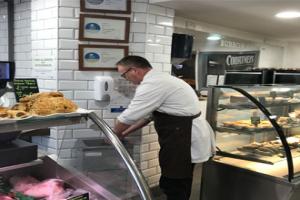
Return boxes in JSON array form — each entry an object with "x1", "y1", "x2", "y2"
[{"x1": 114, "y1": 55, "x2": 215, "y2": 200}]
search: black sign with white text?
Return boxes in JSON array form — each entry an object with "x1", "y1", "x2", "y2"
[{"x1": 13, "y1": 79, "x2": 39, "y2": 102}]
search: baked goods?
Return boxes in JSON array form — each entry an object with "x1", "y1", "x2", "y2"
[
  {"x1": 6, "y1": 110, "x2": 29, "y2": 118},
  {"x1": 222, "y1": 119, "x2": 272, "y2": 129},
  {"x1": 0, "y1": 107, "x2": 9, "y2": 118},
  {"x1": 0, "y1": 107, "x2": 29, "y2": 119},
  {"x1": 12, "y1": 92, "x2": 78, "y2": 116},
  {"x1": 237, "y1": 141, "x2": 285, "y2": 157},
  {"x1": 0, "y1": 92, "x2": 78, "y2": 120}
]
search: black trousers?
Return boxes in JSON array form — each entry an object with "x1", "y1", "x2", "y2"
[{"x1": 159, "y1": 176, "x2": 193, "y2": 200}]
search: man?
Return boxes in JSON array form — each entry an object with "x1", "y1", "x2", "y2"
[{"x1": 114, "y1": 55, "x2": 215, "y2": 200}]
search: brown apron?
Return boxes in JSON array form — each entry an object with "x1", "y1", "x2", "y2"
[{"x1": 152, "y1": 111, "x2": 201, "y2": 179}]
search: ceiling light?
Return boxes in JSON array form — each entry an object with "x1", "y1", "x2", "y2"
[
  {"x1": 207, "y1": 34, "x2": 222, "y2": 41},
  {"x1": 275, "y1": 11, "x2": 300, "y2": 19}
]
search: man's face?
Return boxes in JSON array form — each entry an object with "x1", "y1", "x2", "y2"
[{"x1": 117, "y1": 65, "x2": 141, "y2": 85}]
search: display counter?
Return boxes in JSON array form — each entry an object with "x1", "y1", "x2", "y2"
[
  {"x1": 0, "y1": 110, "x2": 152, "y2": 200},
  {"x1": 201, "y1": 85, "x2": 300, "y2": 200}
]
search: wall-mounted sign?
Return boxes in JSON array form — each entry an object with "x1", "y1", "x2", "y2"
[
  {"x1": 220, "y1": 39, "x2": 246, "y2": 49},
  {"x1": 225, "y1": 54, "x2": 256, "y2": 68},
  {"x1": 80, "y1": 0, "x2": 131, "y2": 14},
  {"x1": 79, "y1": 44, "x2": 128, "y2": 71},
  {"x1": 207, "y1": 51, "x2": 259, "y2": 71},
  {"x1": 32, "y1": 52, "x2": 57, "y2": 79},
  {"x1": 79, "y1": 14, "x2": 130, "y2": 43},
  {"x1": 13, "y1": 78, "x2": 39, "y2": 102},
  {"x1": 197, "y1": 51, "x2": 260, "y2": 90}
]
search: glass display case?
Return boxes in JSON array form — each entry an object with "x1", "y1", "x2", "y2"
[
  {"x1": 0, "y1": 111, "x2": 152, "y2": 200},
  {"x1": 201, "y1": 85, "x2": 300, "y2": 200}
]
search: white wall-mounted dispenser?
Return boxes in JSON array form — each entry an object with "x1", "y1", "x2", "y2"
[{"x1": 94, "y1": 76, "x2": 114, "y2": 101}]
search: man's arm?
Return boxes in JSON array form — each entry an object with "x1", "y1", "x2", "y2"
[
  {"x1": 114, "y1": 120, "x2": 130, "y2": 138},
  {"x1": 121, "y1": 118, "x2": 152, "y2": 137},
  {"x1": 114, "y1": 118, "x2": 152, "y2": 139}
]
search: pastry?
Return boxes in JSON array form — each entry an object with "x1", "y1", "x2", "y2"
[
  {"x1": 19, "y1": 91, "x2": 64, "y2": 102},
  {"x1": 29, "y1": 97, "x2": 77, "y2": 115},
  {"x1": 0, "y1": 107, "x2": 8, "y2": 118},
  {"x1": 6, "y1": 110, "x2": 29, "y2": 118},
  {"x1": 11, "y1": 91, "x2": 78, "y2": 116}
]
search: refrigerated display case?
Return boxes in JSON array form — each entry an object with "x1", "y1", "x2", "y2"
[
  {"x1": 201, "y1": 85, "x2": 300, "y2": 200},
  {"x1": 0, "y1": 111, "x2": 152, "y2": 200}
]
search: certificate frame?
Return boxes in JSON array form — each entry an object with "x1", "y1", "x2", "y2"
[
  {"x1": 79, "y1": 14, "x2": 130, "y2": 43},
  {"x1": 79, "y1": 44, "x2": 128, "y2": 71},
  {"x1": 80, "y1": 0, "x2": 131, "y2": 14}
]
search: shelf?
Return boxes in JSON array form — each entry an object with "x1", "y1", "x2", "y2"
[
  {"x1": 0, "y1": 159, "x2": 43, "y2": 173},
  {"x1": 217, "y1": 126, "x2": 274, "y2": 134},
  {"x1": 219, "y1": 101, "x2": 300, "y2": 110},
  {"x1": 217, "y1": 122, "x2": 300, "y2": 135},
  {"x1": 0, "y1": 112, "x2": 88, "y2": 134},
  {"x1": 218, "y1": 148, "x2": 300, "y2": 166}
]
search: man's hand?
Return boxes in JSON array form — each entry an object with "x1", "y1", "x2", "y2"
[{"x1": 114, "y1": 120, "x2": 130, "y2": 139}]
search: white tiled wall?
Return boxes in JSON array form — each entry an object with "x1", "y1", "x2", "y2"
[
  {"x1": 7, "y1": 0, "x2": 174, "y2": 188},
  {"x1": 0, "y1": 2, "x2": 8, "y2": 61}
]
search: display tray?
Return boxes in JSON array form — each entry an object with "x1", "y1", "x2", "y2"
[
  {"x1": 219, "y1": 103, "x2": 257, "y2": 110},
  {"x1": 0, "y1": 108, "x2": 90, "y2": 134},
  {"x1": 0, "y1": 108, "x2": 90, "y2": 124},
  {"x1": 217, "y1": 126, "x2": 274, "y2": 134},
  {"x1": 221, "y1": 143, "x2": 300, "y2": 165},
  {"x1": 218, "y1": 119, "x2": 300, "y2": 134},
  {"x1": 219, "y1": 99, "x2": 300, "y2": 110}
]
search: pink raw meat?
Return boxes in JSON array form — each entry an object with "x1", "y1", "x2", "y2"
[
  {"x1": 0, "y1": 194, "x2": 13, "y2": 200},
  {"x1": 9, "y1": 176, "x2": 40, "y2": 193},
  {"x1": 23, "y1": 179, "x2": 65, "y2": 198}
]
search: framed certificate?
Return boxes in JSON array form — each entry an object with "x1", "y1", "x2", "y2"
[
  {"x1": 79, "y1": 44, "x2": 128, "y2": 71},
  {"x1": 79, "y1": 14, "x2": 130, "y2": 43},
  {"x1": 80, "y1": 0, "x2": 131, "y2": 14}
]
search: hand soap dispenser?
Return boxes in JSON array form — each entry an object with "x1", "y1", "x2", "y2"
[{"x1": 94, "y1": 76, "x2": 113, "y2": 101}]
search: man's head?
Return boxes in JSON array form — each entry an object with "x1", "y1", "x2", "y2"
[{"x1": 116, "y1": 56, "x2": 152, "y2": 84}]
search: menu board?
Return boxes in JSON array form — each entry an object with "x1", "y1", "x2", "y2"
[{"x1": 13, "y1": 79, "x2": 39, "y2": 102}]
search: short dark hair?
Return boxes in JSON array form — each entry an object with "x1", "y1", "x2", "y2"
[{"x1": 116, "y1": 55, "x2": 152, "y2": 69}]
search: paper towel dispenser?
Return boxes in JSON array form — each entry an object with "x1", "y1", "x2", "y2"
[{"x1": 94, "y1": 76, "x2": 113, "y2": 101}]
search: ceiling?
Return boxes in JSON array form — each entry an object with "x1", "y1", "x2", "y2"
[{"x1": 151, "y1": 0, "x2": 300, "y2": 42}]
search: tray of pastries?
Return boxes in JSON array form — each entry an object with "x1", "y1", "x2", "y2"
[
  {"x1": 235, "y1": 136, "x2": 300, "y2": 163},
  {"x1": 221, "y1": 116, "x2": 296, "y2": 132},
  {"x1": 0, "y1": 92, "x2": 85, "y2": 124},
  {"x1": 222, "y1": 119, "x2": 273, "y2": 130}
]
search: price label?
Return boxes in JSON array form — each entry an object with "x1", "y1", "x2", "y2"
[
  {"x1": 251, "y1": 116, "x2": 260, "y2": 126},
  {"x1": 13, "y1": 79, "x2": 39, "y2": 102}
]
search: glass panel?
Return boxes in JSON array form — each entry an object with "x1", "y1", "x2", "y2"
[
  {"x1": 54, "y1": 118, "x2": 143, "y2": 200},
  {"x1": 212, "y1": 86, "x2": 290, "y2": 178}
]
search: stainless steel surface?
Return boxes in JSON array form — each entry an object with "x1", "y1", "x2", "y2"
[
  {"x1": 88, "y1": 112, "x2": 152, "y2": 200},
  {"x1": 0, "y1": 156, "x2": 109, "y2": 200},
  {"x1": 200, "y1": 159, "x2": 300, "y2": 200},
  {"x1": 0, "y1": 159, "x2": 43, "y2": 173},
  {"x1": 195, "y1": 51, "x2": 199, "y2": 91}
]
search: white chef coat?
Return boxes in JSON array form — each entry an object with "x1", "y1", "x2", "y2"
[{"x1": 118, "y1": 69, "x2": 215, "y2": 163}]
